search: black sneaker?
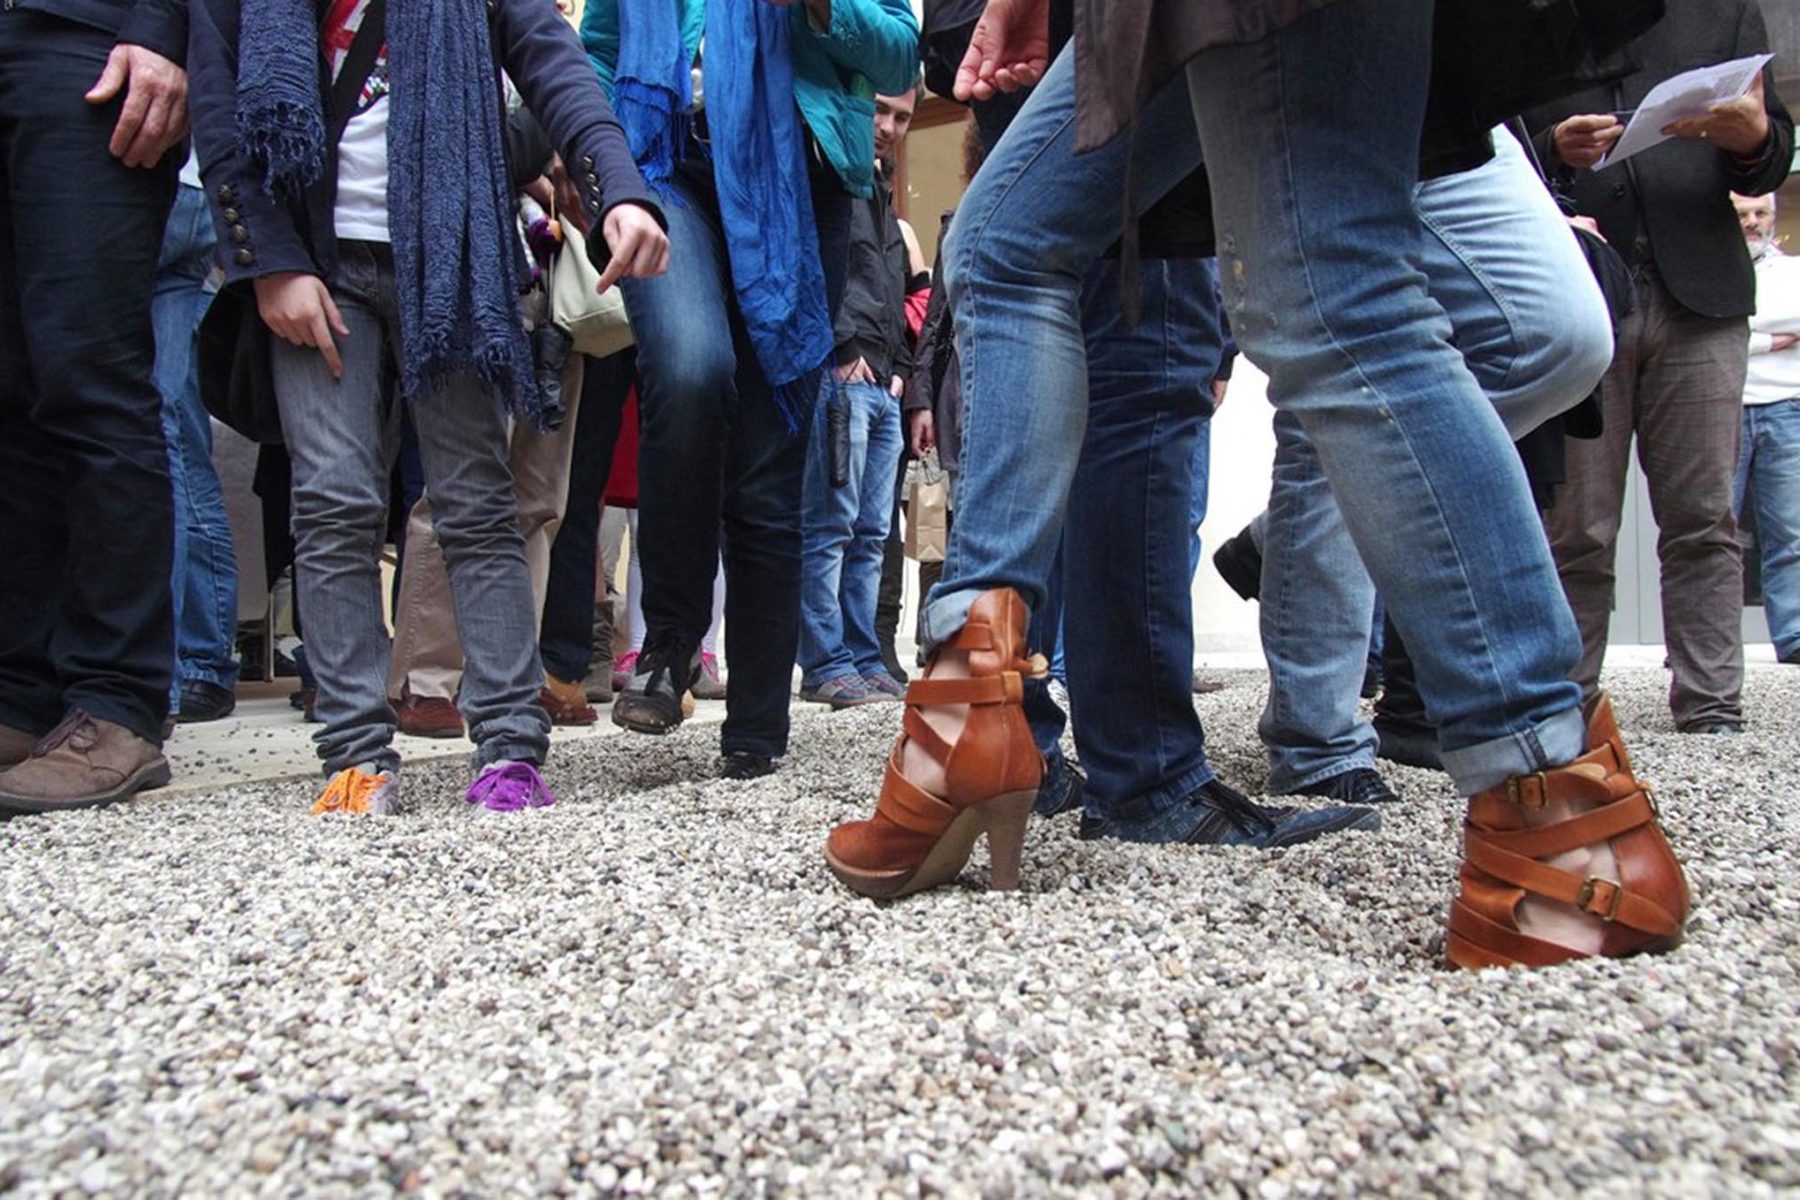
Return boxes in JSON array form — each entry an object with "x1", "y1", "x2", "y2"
[
  {"x1": 1291, "y1": 767, "x2": 1399, "y2": 806},
  {"x1": 1034, "y1": 755, "x2": 1086, "y2": 817},
  {"x1": 1682, "y1": 719, "x2": 1743, "y2": 736},
  {"x1": 612, "y1": 639, "x2": 700, "y2": 735},
  {"x1": 719, "y1": 752, "x2": 776, "y2": 780},
  {"x1": 176, "y1": 679, "x2": 237, "y2": 723},
  {"x1": 1212, "y1": 525, "x2": 1263, "y2": 602},
  {"x1": 1079, "y1": 778, "x2": 1379, "y2": 847}
]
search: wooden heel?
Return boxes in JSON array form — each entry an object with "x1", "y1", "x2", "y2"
[{"x1": 981, "y1": 790, "x2": 1035, "y2": 892}]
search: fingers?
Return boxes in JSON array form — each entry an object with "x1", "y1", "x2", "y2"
[
  {"x1": 85, "y1": 46, "x2": 129, "y2": 104},
  {"x1": 109, "y1": 67, "x2": 154, "y2": 160},
  {"x1": 594, "y1": 249, "x2": 628, "y2": 295},
  {"x1": 322, "y1": 289, "x2": 350, "y2": 339},
  {"x1": 121, "y1": 87, "x2": 174, "y2": 168},
  {"x1": 312, "y1": 310, "x2": 344, "y2": 380}
]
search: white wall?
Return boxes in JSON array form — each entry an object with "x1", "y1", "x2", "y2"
[{"x1": 1194, "y1": 363, "x2": 1277, "y2": 654}]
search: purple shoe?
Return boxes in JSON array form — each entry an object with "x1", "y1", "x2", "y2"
[{"x1": 466, "y1": 761, "x2": 556, "y2": 812}]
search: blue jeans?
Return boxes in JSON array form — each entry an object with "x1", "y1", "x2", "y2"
[
  {"x1": 1063, "y1": 258, "x2": 1222, "y2": 821},
  {"x1": 1257, "y1": 128, "x2": 1613, "y2": 792},
  {"x1": 620, "y1": 159, "x2": 850, "y2": 757},
  {"x1": 935, "y1": 0, "x2": 1586, "y2": 797},
  {"x1": 798, "y1": 378, "x2": 903, "y2": 686},
  {"x1": 153, "y1": 182, "x2": 240, "y2": 702},
  {"x1": 1736, "y1": 397, "x2": 1800, "y2": 661}
]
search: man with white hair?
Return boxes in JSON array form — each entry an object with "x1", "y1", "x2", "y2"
[{"x1": 1733, "y1": 191, "x2": 1800, "y2": 666}]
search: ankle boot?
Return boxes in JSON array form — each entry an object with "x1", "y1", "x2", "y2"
[
  {"x1": 826, "y1": 588, "x2": 1044, "y2": 899},
  {"x1": 1448, "y1": 694, "x2": 1689, "y2": 970}
]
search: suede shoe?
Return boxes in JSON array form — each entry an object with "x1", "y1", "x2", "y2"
[
  {"x1": 1682, "y1": 720, "x2": 1743, "y2": 736},
  {"x1": 539, "y1": 677, "x2": 598, "y2": 726},
  {"x1": 613, "y1": 640, "x2": 699, "y2": 735},
  {"x1": 863, "y1": 672, "x2": 906, "y2": 699},
  {"x1": 176, "y1": 679, "x2": 237, "y2": 724},
  {"x1": 798, "y1": 674, "x2": 884, "y2": 709},
  {"x1": 1079, "y1": 778, "x2": 1379, "y2": 847},
  {"x1": 0, "y1": 711, "x2": 170, "y2": 814},
  {"x1": 1290, "y1": 767, "x2": 1400, "y2": 806},
  {"x1": 0, "y1": 724, "x2": 39, "y2": 768},
  {"x1": 395, "y1": 696, "x2": 465, "y2": 739}
]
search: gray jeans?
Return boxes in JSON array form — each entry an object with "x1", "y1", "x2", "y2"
[
  {"x1": 271, "y1": 241, "x2": 549, "y2": 774},
  {"x1": 1544, "y1": 268, "x2": 1748, "y2": 729}
]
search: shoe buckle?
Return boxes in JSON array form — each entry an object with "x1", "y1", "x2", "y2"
[
  {"x1": 1505, "y1": 772, "x2": 1550, "y2": 809},
  {"x1": 1576, "y1": 876, "x2": 1623, "y2": 922}
]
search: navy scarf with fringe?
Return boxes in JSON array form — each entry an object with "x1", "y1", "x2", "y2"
[
  {"x1": 615, "y1": 0, "x2": 833, "y2": 429},
  {"x1": 235, "y1": 0, "x2": 539, "y2": 425}
]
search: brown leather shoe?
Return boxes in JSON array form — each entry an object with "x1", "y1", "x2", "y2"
[
  {"x1": 394, "y1": 695, "x2": 465, "y2": 739},
  {"x1": 539, "y1": 678, "x2": 597, "y2": 726},
  {"x1": 1447, "y1": 694, "x2": 1690, "y2": 970},
  {"x1": 0, "y1": 711, "x2": 170, "y2": 814},
  {"x1": 0, "y1": 723, "x2": 38, "y2": 768},
  {"x1": 825, "y1": 588, "x2": 1045, "y2": 899}
]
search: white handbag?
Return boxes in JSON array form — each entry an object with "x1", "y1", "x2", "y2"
[{"x1": 550, "y1": 218, "x2": 635, "y2": 360}]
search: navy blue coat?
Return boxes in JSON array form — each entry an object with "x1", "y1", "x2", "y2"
[
  {"x1": 186, "y1": 0, "x2": 659, "y2": 288},
  {"x1": 19, "y1": 0, "x2": 187, "y2": 64}
]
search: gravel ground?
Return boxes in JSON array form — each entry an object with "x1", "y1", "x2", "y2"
[{"x1": 3, "y1": 665, "x2": 1798, "y2": 1198}]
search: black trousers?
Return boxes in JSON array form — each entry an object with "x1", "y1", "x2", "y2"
[
  {"x1": 539, "y1": 349, "x2": 633, "y2": 684},
  {"x1": 0, "y1": 15, "x2": 178, "y2": 742}
]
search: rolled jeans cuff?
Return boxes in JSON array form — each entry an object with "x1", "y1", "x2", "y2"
[
  {"x1": 1439, "y1": 704, "x2": 1586, "y2": 797},
  {"x1": 920, "y1": 588, "x2": 982, "y2": 654}
]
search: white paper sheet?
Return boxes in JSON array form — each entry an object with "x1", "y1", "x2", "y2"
[{"x1": 1594, "y1": 52, "x2": 1774, "y2": 169}]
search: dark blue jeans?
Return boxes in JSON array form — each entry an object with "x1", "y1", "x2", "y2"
[
  {"x1": 0, "y1": 15, "x2": 178, "y2": 742},
  {"x1": 619, "y1": 160, "x2": 850, "y2": 757},
  {"x1": 1062, "y1": 258, "x2": 1223, "y2": 822}
]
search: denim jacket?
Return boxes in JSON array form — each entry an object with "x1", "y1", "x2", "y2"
[{"x1": 580, "y1": 0, "x2": 919, "y2": 200}]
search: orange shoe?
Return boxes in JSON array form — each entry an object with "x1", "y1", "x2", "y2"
[
  {"x1": 312, "y1": 765, "x2": 400, "y2": 816},
  {"x1": 825, "y1": 589, "x2": 1044, "y2": 899},
  {"x1": 1448, "y1": 695, "x2": 1689, "y2": 969}
]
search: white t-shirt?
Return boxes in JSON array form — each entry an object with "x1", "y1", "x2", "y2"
[{"x1": 325, "y1": 0, "x2": 391, "y2": 242}]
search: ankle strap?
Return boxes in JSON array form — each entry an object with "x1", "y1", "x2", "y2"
[{"x1": 905, "y1": 674, "x2": 1025, "y2": 707}]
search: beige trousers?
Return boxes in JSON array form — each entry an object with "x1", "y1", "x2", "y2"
[{"x1": 389, "y1": 355, "x2": 584, "y2": 701}]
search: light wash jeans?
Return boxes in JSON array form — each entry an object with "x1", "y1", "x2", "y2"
[
  {"x1": 931, "y1": 0, "x2": 1587, "y2": 796},
  {"x1": 1735, "y1": 397, "x2": 1800, "y2": 661},
  {"x1": 271, "y1": 241, "x2": 549, "y2": 775},
  {"x1": 1257, "y1": 128, "x2": 1614, "y2": 793},
  {"x1": 152, "y1": 182, "x2": 240, "y2": 702},
  {"x1": 798, "y1": 378, "x2": 904, "y2": 687}
]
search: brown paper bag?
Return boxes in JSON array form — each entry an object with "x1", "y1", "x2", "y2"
[{"x1": 905, "y1": 460, "x2": 949, "y2": 563}]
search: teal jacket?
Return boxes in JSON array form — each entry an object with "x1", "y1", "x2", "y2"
[{"x1": 579, "y1": 0, "x2": 919, "y2": 200}]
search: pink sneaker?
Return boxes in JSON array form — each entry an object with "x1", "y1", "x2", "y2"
[
  {"x1": 692, "y1": 652, "x2": 727, "y2": 700},
  {"x1": 611, "y1": 650, "x2": 640, "y2": 693}
]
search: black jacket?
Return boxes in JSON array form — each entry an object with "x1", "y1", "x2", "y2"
[
  {"x1": 186, "y1": 0, "x2": 658, "y2": 290},
  {"x1": 1526, "y1": 0, "x2": 1793, "y2": 321},
  {"x1": 20, "y1": 0, "x2": 186, "y2": 65},
  {"x1": 834, "y1": 171, "x2": 914, "y2": 382}
]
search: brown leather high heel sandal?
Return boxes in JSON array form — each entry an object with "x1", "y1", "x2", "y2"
[
  {"x1": 825, "y1": 588, "x2": 1045, "y2": 899},
  {"x1": 1448, "y1": 694, "x2": 1690, "y2": 970}
]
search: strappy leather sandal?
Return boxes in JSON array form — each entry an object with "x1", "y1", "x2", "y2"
[
  {"x1": 825, "y1": 588, "x2": 1044, "y2": 899},
  {"x1": 1448, "y1": 695, "x2": 1690, "y2": 970}
]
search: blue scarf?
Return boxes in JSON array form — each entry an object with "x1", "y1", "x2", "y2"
[
  {"x1": 235, "y1": 0, "x2": 540, "y2": 426},
  {"x1": 615, "y1": 0, "x2": 834, "y2": 430}
]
